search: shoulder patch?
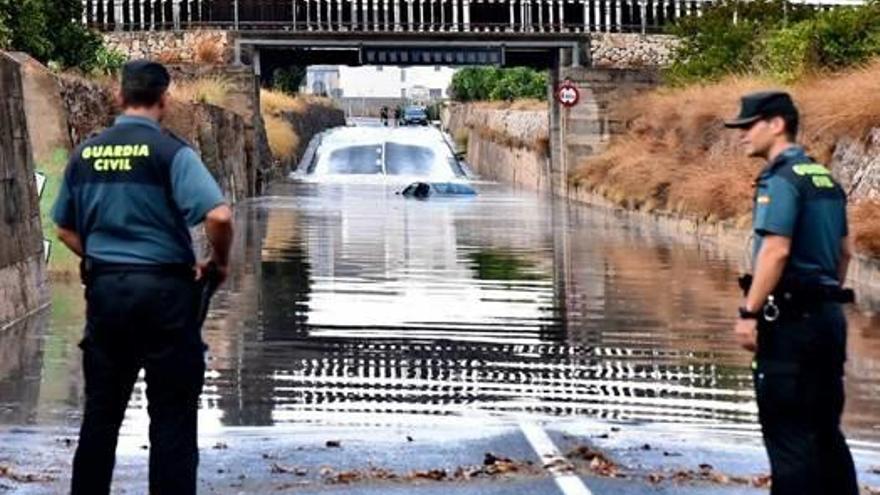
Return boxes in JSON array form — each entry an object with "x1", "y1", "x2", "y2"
[{"x1": 792, "y1": 163, "x2": 831, "y2": 176}]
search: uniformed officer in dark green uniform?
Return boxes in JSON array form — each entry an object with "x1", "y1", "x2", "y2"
[
  {"x1": 725, "y1": 91, "x2": 857, "y2": 495},
  {"x1": 52, "y1": 60, "x2": 234, "y2": 494}
]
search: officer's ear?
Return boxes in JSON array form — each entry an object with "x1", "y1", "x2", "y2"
[
  {"x1": 114, "y1": 86, "x2": 125, "y2": 109},
  {"x1": 767, "y1": 116, "x2": 787, "y2": 138},
  {"x1": 158, "y1": 91, "x2": 169, "y2": 111}
]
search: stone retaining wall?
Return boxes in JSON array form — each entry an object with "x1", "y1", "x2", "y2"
[
  {"x1": 589, "y1": 33, "x2": 678, "y2": 68},
  {"x1": 0, "y1": 53, "x2": 49, "y2": 328},
  {"x1": 834, "y1": 127, "x2": 880, "y2": 201},
  {"x1": 103, "y1": 30, "x2": 235, "y2": 65}
]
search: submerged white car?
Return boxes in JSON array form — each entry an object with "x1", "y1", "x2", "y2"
[{"x1": 291, "y1": 126, "x2": 469, "y2": 183}]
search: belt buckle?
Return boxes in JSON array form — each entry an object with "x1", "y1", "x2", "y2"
[{"x1": 763, "y1": 295, "x2": 780, "y2": 322}]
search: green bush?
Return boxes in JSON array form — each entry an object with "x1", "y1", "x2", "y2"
[
  {"x1": 811, "y1": 3, "x2": 880, "y2": 69},
  {"x1": 0, "y1": 0, "x2": 104, "y2": 70},
  {"x1": 759, "y1": 21, "x2": 817, "y2": 83},
  {"x1": 451, "y1": 66, "x2": 547, "y2": 102},
  {"x1": 86, "y1": 45, "x2": 127, "y2": 76},
  {"x1": 666, "y1": 0, "x2": 880, "y2": 84},
  {"x1": 273, "y1": 66, "x2": 307, "y2": 94}
]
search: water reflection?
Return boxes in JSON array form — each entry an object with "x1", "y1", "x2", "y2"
[{"x1": 4, "y1": 181, "x2": 880, "y2": 446}]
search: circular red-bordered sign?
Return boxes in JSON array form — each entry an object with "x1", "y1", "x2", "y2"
[{"x1": 556, "y1": 82, "x2": 580, "y2": 108}]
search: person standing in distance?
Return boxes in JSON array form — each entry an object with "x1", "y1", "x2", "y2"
[
  {"x1": 726, "y1": 91, "x2": 857, "y2": 495},
  {"x1": 52, "y1": 60, "x2": 234, "y2": 495}
]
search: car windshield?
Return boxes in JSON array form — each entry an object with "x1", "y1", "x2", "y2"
[{"x1": 405, "y1": 108, "x2": 426, "y2": 117}]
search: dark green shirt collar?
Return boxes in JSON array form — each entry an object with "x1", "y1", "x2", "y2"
[
  {"x1": 760, "y1": 145, "x2": 809, "y2": 178},
  {"x1": 114, "y1": 115, "x2": 161, "y2": 131}
]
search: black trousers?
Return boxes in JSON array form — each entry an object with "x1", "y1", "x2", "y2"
[
  {"x1": 754, "y1": 302, "x2": 858, "y2": 495},
  {"x1": 71, "y1": 270, "x2": 206, "y2": 495}
]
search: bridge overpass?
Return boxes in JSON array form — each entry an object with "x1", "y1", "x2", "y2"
[
  {"x1": 82, "y1": 0, "x2": 865, "y2": 194},
  {"x1": 82, "y1": 0, "x2": 866, "y2": 36}
]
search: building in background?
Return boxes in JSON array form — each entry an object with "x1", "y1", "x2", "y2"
[{"x1": 304, "y1": 65, "x2": 456, "y2": 117}]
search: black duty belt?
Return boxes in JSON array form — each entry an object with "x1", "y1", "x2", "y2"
[
  {"x1": 81, "y1": 259, "x2": 194, "y2": 283},
  {"x1": 738, "y1": 274, "x2": 855, "y2": 305}
]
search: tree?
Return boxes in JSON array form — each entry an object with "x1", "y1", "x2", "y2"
[
  {"x1": 0, "y1": 0, "x2": 102, "y2": 69},
  {"x1": 273, "y1": 66, "x2": 307, "y2": 94}
]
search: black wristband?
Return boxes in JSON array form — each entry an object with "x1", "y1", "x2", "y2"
[{"x1": 739, "y1": 307, "x2": 760, "y2": 320}]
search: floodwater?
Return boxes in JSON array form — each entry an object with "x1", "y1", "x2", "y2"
[{"x1": 3, "y1": 177, "x2": 880, "y2": 455}]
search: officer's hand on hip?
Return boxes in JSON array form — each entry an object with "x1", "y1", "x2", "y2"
[
  {"x1": 194, "y1": 260, "x2": 229, "y2": 286},
  {"x1": 734, "y1": 318, "x2": 758, "y2": 352}
]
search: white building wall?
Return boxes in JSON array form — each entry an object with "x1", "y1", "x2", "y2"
[{"x1": 337, "y1": 66, "x2": 457, "y2": 99}]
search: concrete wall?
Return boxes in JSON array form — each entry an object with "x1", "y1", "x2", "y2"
[
  {"x1": 555, "y1": 67, "x2": 661, "y2": 195},
  {"x1": 443, "y1": 103, "x2": 550, "y2": 191},
  {"x1": 0, "y1": 54, "x2": 49, "y2": 328},
  {"x1": 443, "y1": 68, "x2": 659, "y2": 196},
  {"x1": 275, "y1": 105, "x2": 346, "y2": 175}
]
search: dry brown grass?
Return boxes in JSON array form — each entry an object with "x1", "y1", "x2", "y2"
[
  {"x1": 851, "y1": 201, "x2": 880, "y2": 258},
  {"x1": 260, "y1": 89, "x2": 335, "y2": 116},
  {"x1": 264, "y1": 115, "x2": 300, "y2": 162},
  {"x1": 155, "y1": 50, "x2": 185, "y2": 65},
  {"x1": 795, "y1": 60, "x2": 880, "y2": 162},
  {"x1": 170, "y1": 76, "x2": 231, "y2": 107},
  {"x1": 572, "y1": 60, "x2": 880, "y2": 233},
  {"x1": 192, "y1": 36, "x2": 226, "y2": 64},
  {"x1": 474, "y1": 99, "x2": 548, "y2": 111}
]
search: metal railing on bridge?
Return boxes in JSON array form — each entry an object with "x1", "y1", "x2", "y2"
[{"x1": 81, "y1": 0, "x2": 866, "y2": 34}]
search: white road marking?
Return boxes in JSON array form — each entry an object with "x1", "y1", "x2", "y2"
[{"x1": 519, "y1": 421, "x2": 594, "y2": 495}]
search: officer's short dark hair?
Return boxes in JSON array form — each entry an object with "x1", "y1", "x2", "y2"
[
  {"x1": 121, "y1": 60, "x2": 171, "y2": 108},
  {"x1": 777, "y1": 112, "x2": 799, "y2": 141}
]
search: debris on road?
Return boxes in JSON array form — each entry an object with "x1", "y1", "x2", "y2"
[
  {"x1": 0, "y1": 464, "x2": 55, "y2": 483},
  {"x1": 567, "y1": 445, "x2": 622, "y2": 478}
]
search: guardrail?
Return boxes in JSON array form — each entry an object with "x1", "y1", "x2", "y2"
[{"x1": 82, "y1": 0, "x2": 866, "y2": 34}]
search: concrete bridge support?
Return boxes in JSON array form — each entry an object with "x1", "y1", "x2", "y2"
[{"x1": 548, "y1": 63, "x2": 660, "y2": 197}]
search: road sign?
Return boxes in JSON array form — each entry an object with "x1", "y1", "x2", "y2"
[
  {"x1": 556, "y1": 81, "x2": 580, "y2": 108},
  {"x1": 35, "y1": 171, "x2": 46, "y2": 198}
]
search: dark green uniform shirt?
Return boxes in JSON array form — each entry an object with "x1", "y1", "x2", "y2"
[
  {"x1": 52, "y1": 115, "x2": 225, "y2": 265},
  {"x1": 752, "y1": 146, "x2": 848, "y2": 287}
]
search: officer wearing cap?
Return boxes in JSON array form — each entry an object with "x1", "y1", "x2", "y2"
[
  {"x1": 52, "y1": 60, "x2": 234, "y2": 494},
  {"x1": 726, "y1": 91, "x2": 857, "y2": 494}
]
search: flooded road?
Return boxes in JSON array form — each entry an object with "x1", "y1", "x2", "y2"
[{"x1": 2, "y1": 177, "x2": 880, "y2": 492}]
